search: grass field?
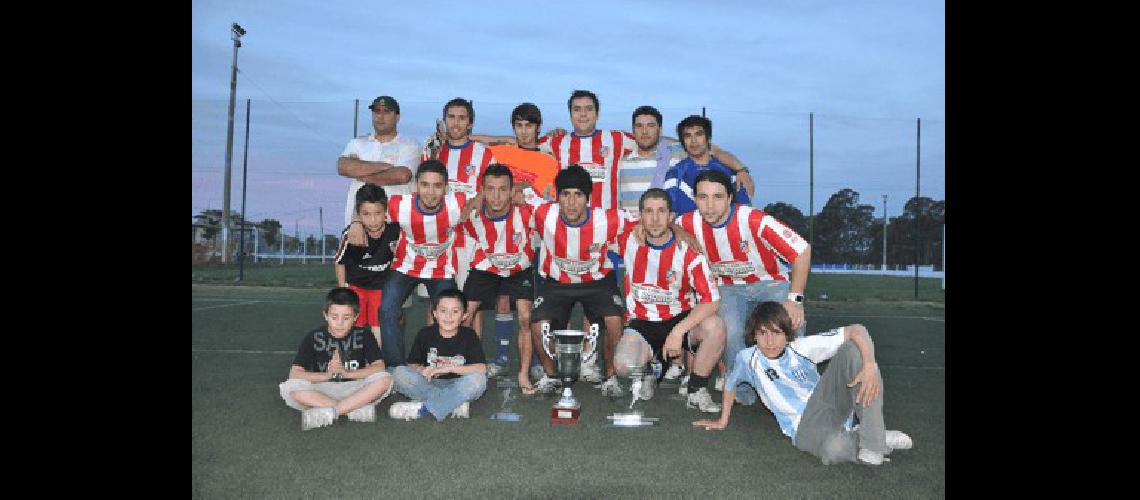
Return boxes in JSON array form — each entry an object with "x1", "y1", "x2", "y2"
[
  {"x1": 192, "y1": 278, "x2": 945, "y2": 498},
  {"x1": 193, "y1": 261, "x2": 946, "y2": 302}
]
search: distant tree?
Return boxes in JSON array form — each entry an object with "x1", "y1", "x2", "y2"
[
  {"x1": 258, "y1": 219, "x2": 282, "y2": 248},
  {"x1": 812, "y1": 188, "x2": 876, "y2": 264},
  {"x1": 193, "y1": 209, "x2": 245, "y2": 241},
  {"x1": 886, "y1": 196, "x2": 945, "y2": 268},
  {"x1": 762, "y1": 202, "x2": 808, "y2": 239}
]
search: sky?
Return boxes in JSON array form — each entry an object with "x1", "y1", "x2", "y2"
[{"x1": 192, "y1": 0, "x2": 944, "y2": 239}]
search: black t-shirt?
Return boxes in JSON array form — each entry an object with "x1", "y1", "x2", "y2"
[
  {"x1": 406, "y1": 325, "x2": 486, "y2": 380},
  {"x1": 292, "y1": 326, "x2": 382, "y2": 373},
  {"x1": 335, "y1": 223, "x2": 402, "y2": 289}
]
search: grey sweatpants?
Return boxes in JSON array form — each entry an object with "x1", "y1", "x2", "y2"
[{"x1": 794, "y1": 341, "x2": 888, "y2": 464}]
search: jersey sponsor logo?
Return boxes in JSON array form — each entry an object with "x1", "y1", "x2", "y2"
[
  {"x1": 487, "y1": 252, "x2": 523, "y2": 270},
  {"x1": 553, "y1": 256, "x2": 596, "y2": 274},
  {"x1": 410, "y1": 240, "x2": 451, "y2": 258},
  {"x1": 361, "y1": 263, "x2": 390, "y2": 272},
  {"x1": 821, "y1": 328, "x2": 840, "y2": 336},
  {"x1": 448, "y1": 180, "x2": 477, "y2": 195},
  {"x1": 631, "y1": 283, "x2": 678, "y2": 305},
  {"x1": 581, "y1": 163, "x2": 607, "y2": 180},
  {"x1": 427, "y1": 347, "x2": 466, "y2": 369},
  {"x1": 709, "y1": 261, "x2": 756, "y2": 277}
]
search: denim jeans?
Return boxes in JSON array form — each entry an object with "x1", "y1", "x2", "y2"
[
  {"x1": 379, "y1": 272, "x2": 456, "y2": 367},
  {"x1": 718, "y1": 280, "x2": 806, "y2": 404},
  {"x1": 392, "y1": 365, "x2": 487, "y2": 421}
]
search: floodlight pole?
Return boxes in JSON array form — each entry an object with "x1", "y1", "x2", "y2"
[
  {"x1": 914, "y1": 117, "x2": 921, "y2": 299},
  {"x1": 808, "y1": 112, "x2": 814, "y2": 248},
  {"x1": 222, "y1": 22, "x2": 246, "y2": 264}
]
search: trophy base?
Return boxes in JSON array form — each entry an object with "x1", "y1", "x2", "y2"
[
  {"x1": 607, "y1": 411, "x2": 658, "y2": 427},
  {"x1": 551, "y1": 406, "x2": 581, "y2": 425}
]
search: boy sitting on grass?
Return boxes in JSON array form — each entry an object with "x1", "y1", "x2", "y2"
[
  {"x1": 278, "y1": 287, "x2": 394, "y2": 430},
  {"x1": 692, "y1": 301, "x2": 913, "y2": 465},
  {"x1": 389, "y1": 289, "x2": 488, "y2": 421}
]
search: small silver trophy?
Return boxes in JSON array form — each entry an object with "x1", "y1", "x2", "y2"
[
  {"x1": 489, "y1": 385, "x2": 522, "y2": 422},
  {"x1": 541, "y1": 323, "x2": 598, "y2": 425},
  {"x1": 606, "y1": 361, "x2": 659, "y2": 427}
]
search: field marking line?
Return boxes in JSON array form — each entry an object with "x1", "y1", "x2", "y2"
[
  {"x1": 192, "y1": 348, "x2": 294, "y2": 355},
  {"x1": 192, "y1": 300, "x2": 262, "y2": 311},
  {"x1": 810, "y1": 313, "x2": 944, "y2": 321}
]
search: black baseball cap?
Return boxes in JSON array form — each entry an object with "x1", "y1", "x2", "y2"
[{"x1": 368, "y1": 96, "x2": 400, "y2": 114}]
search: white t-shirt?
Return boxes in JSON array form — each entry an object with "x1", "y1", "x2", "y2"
[{"x1": 341, "y1": 132, "x2": 421, "y2": 226}]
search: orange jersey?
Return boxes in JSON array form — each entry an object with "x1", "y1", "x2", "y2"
[{"x1": 487, "y1": 145, "x2": 560, "y2": 198}]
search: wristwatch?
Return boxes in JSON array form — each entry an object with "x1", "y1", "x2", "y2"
[{"x1": 787, "y1": 292, "x2": 804, "y2": 304}]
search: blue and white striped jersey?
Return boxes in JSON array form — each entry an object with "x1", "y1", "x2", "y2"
[{"x1": 724, "y1": 327, "x2": 849, "y2": 444}]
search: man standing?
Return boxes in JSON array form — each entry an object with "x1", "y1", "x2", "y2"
[
  {"x1": 676, "y1": 170, "x2": 810, "y2": 406},
  {"x1": 371, "y1": 160, "x2": 474, "y2": 367},
  {"x1": 664, "y1": 115, "x2": 752, "y2": 216},
  {"x1": 336, "y1": 95, "x2": 420, "y2": 285},
  {"x1": 611, "y1": 189, "x2": 726, "y2": 413}
]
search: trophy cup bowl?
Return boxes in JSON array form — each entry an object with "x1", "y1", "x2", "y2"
[{"x1": 542, "y1": 323, "x2": 598, "y2": 425}]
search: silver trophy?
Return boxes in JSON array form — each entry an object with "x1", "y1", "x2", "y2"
[
  {"x1": 541, "y1": 323, "x2": 598, "y2": 425},
  {"x1": 606, "y1": 347, "x2": 659, "y2": 427}
]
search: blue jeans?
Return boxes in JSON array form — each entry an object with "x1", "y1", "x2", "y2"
[
  {"x1": 392, "y1": 366, "x2": 487, "y2": 421},
  {"x1": 379, "y1": 272, "x2": 457, "y2": 367},
  {"x1": 718, "y1": 280, "x2": 806, "y2": 404}
]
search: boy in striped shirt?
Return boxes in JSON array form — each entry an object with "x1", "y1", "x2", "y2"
[
  {"x1": 693, "y1": 301, "x2": 913, "y2": 466},
  {"x1": 611, "y1": 189, "x2": 726, "y2": 413}
]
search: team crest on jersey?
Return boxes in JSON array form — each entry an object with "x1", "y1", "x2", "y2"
[
  {"x1": 465, "y1": 163, "x2": 477, "y2": 175},
  {"x1": 665, "y1": 270, "x2": 677, "y2": 283},
  {"x1": 362, "y1": 252, "x2": 372, "y2": 260},
  {"x1": 783, "y1": 229, "x2": 793, "y2": 239},
  {"x1": 739, "y1": 240, "x2": 749, "y2": 252},
  {"x1": 389, "y1": 241, "x2": 398, "y2": 252},
  {"x1": 612, "y1": 295, "x2": 623, "y2": 306},
  {"x1": 533, "y1": 296, "x2": 544, "y2": 308},
  {"x1": 589, "y1": 243, "x2": 603, "y2": 253},
  {"x1": 513, "y1": 232, "x2": 523, "y2": 245},
  {"x1": 599, "y1": 146, "x2": 610, "y2": 156}
]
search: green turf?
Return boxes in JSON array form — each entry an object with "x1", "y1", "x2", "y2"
[
  {"x1": 192, "y1": 284, "x2": 944, "y2": 498},
  {"x1": 193, "y1": 262, "x2": 945, "y2": 303}
]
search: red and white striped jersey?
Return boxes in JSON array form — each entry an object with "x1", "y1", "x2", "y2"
[
  {"x1": 616, "y1": 232, "x2": 719, "y2": 322},
  {"x1": 541, "y1": 130, "x2": 635, "y2": 210},
  {"x1": 424, "y1": 139, "x2": 496, "y2": 197},
  {"x1": 388, "y1": 192, "x2": 469, "y2": 279},
  {"x1": 677, "y1": 204, "x2": 809, "y2": 285},
  {"x1": 460, "y1": 205, "x2": 535, "y2": 277},
  {"x1": 530, "y1": 202, "x2": 638, "y2": 284}
]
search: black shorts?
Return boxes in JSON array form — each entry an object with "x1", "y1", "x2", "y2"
[
  {"x1": 627, "y1": 310, "x2": 695, "y2": 363},
  {"x1": 462, "y1": 268, "x2": 535, "y2": 305},
  {"x1": 531, "y1": 272, "x2": 624, "y2": 329}
]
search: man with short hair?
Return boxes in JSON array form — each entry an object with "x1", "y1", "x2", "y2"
[
  {"x1": 611, "y1": 188, "x2": 726, "y2": 413},
  {"x1": 676, "y1": 170, "x2": 811, "y2": 406},
  {"x1": 663, "y1": 115, "x2": 753, "y2": 216},
  {"x1": 368, "y1": 160, "x2": 476, "y2": 367},
  {"x1": 336, "y1": 95, "x2": 420, "y2": 287},
  {"x1": 457, "y1": 164, "x2": 539, "y2": 389}
]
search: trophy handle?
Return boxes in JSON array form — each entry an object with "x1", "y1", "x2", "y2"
[
  {"x1": 540, "y1": 323, "x2": 555, "y2": 359},
  {"x1": 584, "y1": 323, "x2": 600, "y2": 359}
]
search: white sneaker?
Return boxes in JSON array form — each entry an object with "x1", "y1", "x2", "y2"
[
  {"x1": 534, "y1": 375, "x2": 562, "y2": 395},
  {"x1": 639, "y1": 373, "x2": 656, "y2": 400},
  {"x1": 678, "y1": 374, "x2": 690, "y2": 395},
  {"x1": 885, "y1": 430, "x2": 913, "y2": 450},
  {"x1": 599, "y1": 376, "x2": 625, "y2": 397},
  {"x1": 301, "y1": 407, "x2": 337, "y2": 430},
  {"x1": 388, "y1": 401, "x2": 424, "y2": 421},
  {"x1": 449, "y1": 401, "x2": 470, "y2": 419},
  {"x1": 580, "y1": 355, "x2": 604, "y2": 384},
  {"x1": 486, "y1": 363, "x2": 505, "y2": 378},
  {"x1": 663, "y1": 363, "x2": 685, "y2": 381},
  {"x1": 857, "y1": 448, "x2": 889, "y2": 465},
  {"x1": 346, "y1": 404, "x2": 375, "y2": 423},
  {"x1": 686, "y1": 387, "x2": 722, "y2": 413}
]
